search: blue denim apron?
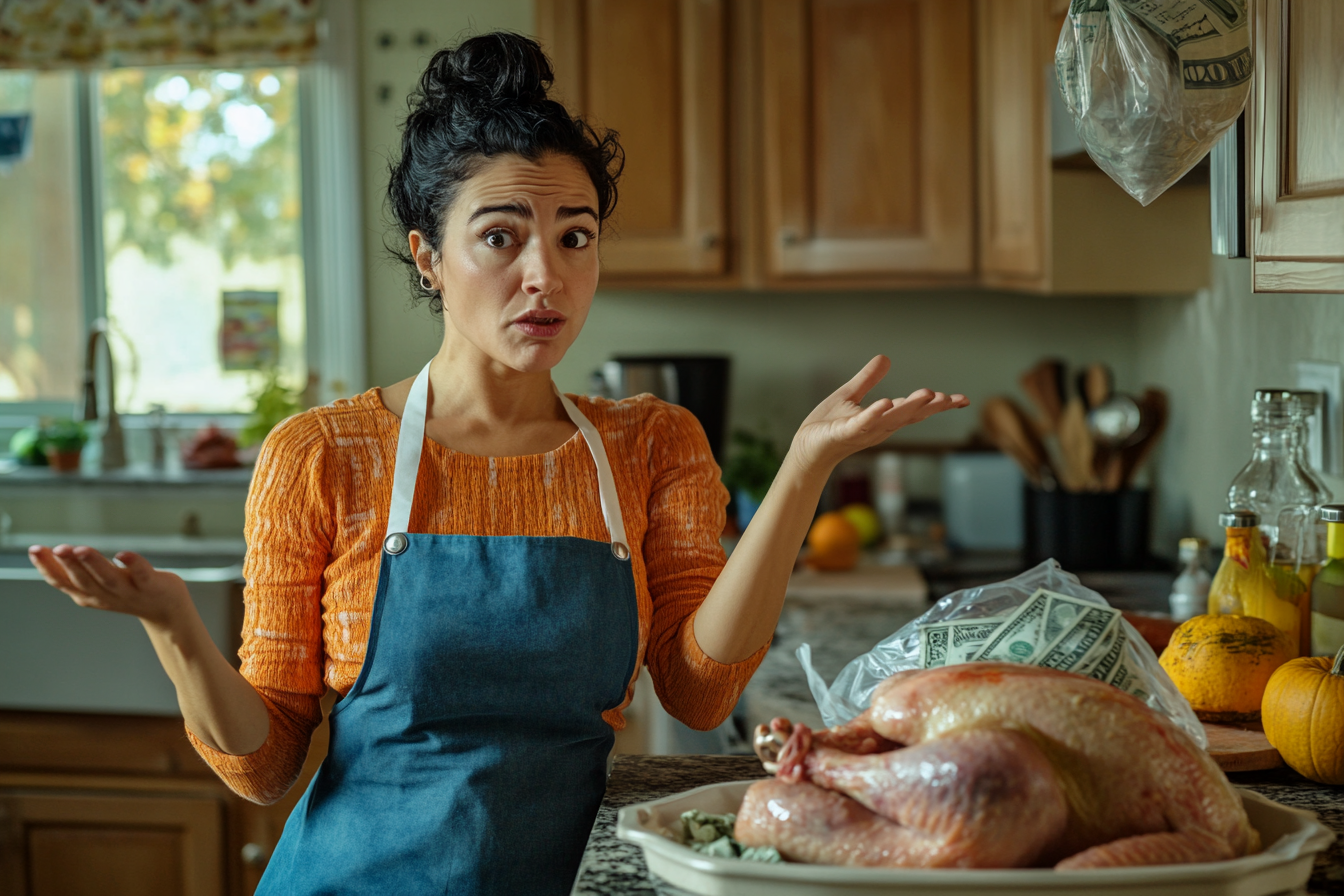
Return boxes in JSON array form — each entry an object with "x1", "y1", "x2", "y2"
[{"x1": 256, "y1": 362, "x2": 640, "y2": 895}]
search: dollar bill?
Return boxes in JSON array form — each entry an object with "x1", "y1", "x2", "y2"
[
  {"x1": 1084, "y1": 622, "x2": 1128, "y2": 681},
  {"x1": 919, "y1": 618, "x2": 1007, "y2": 669},
  {"x1": 1037, "y1": 608, "x2": 1122, "y2": 671},
  {"x1": 971, "y1": 591, "x2": 1052, "y2": 664},
  {"x1": 973, "y1": 590, "x2": 1107, "y2": 665}
]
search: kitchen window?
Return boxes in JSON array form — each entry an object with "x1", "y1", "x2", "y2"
[
  {"x1": 1, "y1": 65, "x2": 306, "y2": 417},
  {"x1": 0, "y1": 0, "x2": 364, "y2": 427}
]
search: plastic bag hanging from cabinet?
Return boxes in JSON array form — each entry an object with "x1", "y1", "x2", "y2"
[{"x1": 1054, "y1": 0, "x2": 1251, "y2": 206}]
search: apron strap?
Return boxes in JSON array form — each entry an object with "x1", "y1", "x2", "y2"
[
  {"x1": 555, "y1": 388, "x2": 630, "y2": 560},
  {"x1": 386, "y1": 361, "x2": 431, "y2": 540},
  {"x1": 384, "y1": 361, "x2": 630, "y2": 561}
]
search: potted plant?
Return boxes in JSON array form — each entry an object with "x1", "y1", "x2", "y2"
[
  {"x1": 42, "y1": 418, "x2": 88, "y2": 473},
  {"x1": 722, "y1": 428, "x2": 783, "y2": 531}
]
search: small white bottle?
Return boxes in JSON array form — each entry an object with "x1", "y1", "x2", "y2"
[
  {"x1": 874, "y1": 451, "x2": 905, "y2": 539},
  {"x1": 1168, "y1": 537, "x2": 1211, "y2": 621}
]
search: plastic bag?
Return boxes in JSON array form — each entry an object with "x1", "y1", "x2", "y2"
[
  {"x1": 1055, "y1": 0, "x2": 1251, "y2": 206},
  {"x1": 797, "y1": 559, "x2": 1206, "y2": 748}
]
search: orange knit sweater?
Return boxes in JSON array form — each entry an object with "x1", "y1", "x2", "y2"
[{"x1": 187, "y1": 389, "x2": 767, "y2": 805}]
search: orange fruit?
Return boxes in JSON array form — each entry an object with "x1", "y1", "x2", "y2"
[{"x1": 807, "y1": 512, "x2": 861, "y2": 571}]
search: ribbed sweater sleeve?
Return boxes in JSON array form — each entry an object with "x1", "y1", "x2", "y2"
[
  {"x1": 639, "y1": 403, "x2": 770, "y2": 731},
  {"x1": 185, "y1": 412, "x2": 331, "y2": 804}
]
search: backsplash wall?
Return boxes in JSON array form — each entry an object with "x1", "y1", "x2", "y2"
[{"x1": 1137, "y1": 258, "x2": 1344, "y2": 554}]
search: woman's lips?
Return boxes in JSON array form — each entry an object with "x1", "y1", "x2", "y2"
[{"x1": 512, "y1": 312, "x2": 566, "y2": 338}]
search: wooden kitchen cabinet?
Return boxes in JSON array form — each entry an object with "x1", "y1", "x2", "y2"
[
  {"x1": 0, "y1": 704, "x2": 333, "y2": 896},
  {"x1": 1249, "y1": 0, "x2": 1344, "y2": 293},
  {"x1": 975, "y1": 0, "x2": 1212, "y2": 294},
  {"x1": 758, "y1": 0, "x2": 975, "y2": 283},
  {"x1": 537, "y1": 0, "x2": 729, "y2": 280}
]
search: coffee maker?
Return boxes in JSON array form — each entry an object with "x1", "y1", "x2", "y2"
[{"x1": 597, "y1": 355, "x2": 731, "y2": 463}]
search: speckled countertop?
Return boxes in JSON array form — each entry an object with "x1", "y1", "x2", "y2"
[{"x1": 573, "y1": 755, "x2": 1344, "y2": 895}]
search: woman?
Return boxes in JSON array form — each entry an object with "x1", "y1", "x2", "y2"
[{"x1": 28, "y1": 32, "x2": 967, "y2": 895}]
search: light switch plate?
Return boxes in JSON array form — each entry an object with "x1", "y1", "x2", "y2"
[{"x1": 1296, "y1": 360, "x2": 1343, "y2": 476}]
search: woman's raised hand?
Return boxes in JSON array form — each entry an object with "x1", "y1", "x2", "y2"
[
  {"x1": 789, "y1": 355, "x2": 969, "y2": 474},
  {"x1": 28, "y1": 545, "x2": 191, "y2": 629}
]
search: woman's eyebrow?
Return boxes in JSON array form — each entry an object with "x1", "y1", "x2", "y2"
[
  {"x1": 558, "y1": 205, "x2": 598, "y2": 221},
  {"x1": 469, "y1": 203, "x2": 529, "y2": 222}
]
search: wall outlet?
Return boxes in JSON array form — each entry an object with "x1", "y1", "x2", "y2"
[{"x1": 1296, "y1": 360, "x2": 1344, "y2": 476}]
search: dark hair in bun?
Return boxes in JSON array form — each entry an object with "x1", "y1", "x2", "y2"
[{"x1": 387, "y1": 32, "x2": 624, "y2": 312}]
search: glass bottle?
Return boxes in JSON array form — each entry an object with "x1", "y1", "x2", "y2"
[
  {"x1": 1227, "y1": 390, "x2": 1323, "y2": 607},
  {"x1": 1209, "y1": 510, "x2": 1303, "y2": 656},
  {"x1": 1311, "y1": 506, "x2": 1344, "y2": 657},
  {"x1": 1168, "y1": 537, "x2": 1211, "y2": 622}
]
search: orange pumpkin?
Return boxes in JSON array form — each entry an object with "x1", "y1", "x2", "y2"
[
  {"x1": 1158, "y1": 614, "x2": 1296, "y2": 722},
  {"x1": 1262, "y1": 645, "x2": 1344, "y2": 784}
]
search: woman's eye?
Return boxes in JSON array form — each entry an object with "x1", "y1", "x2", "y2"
[
  {"x1": 561, "y1": 229, "x2": 593, "y2": 249},
  {"x1": 484, "y1": 230, "x2": 515, "y2": 249}
]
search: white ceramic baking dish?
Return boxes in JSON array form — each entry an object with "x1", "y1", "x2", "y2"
[{"x1": 615, "y1": 779, "x2": 1334, "y2": 896}]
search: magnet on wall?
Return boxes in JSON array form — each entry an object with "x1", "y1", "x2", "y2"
[
  {"x1": 377, "y1": 31, "x2": 395, "y2": 49},
  {"x1": 377, "y1": 84, "x2": 392, "y2": 104}
]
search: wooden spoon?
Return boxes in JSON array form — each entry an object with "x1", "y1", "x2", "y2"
[
  {"x1": 981, "y1": 396, "x2": 1055, "y2": 489},
  {"x1": 1019, "y1": 359, "x2": 1067, "y2": 435},
  {"x1": 1058, "y1": 397, "x2": 1099, "y2": 492}
]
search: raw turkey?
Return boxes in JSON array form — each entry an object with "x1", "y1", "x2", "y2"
[{"x1": 736, "y1": 663, "x2": 1258, "y2": 869}]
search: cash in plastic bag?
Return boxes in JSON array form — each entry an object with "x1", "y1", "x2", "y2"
[{"x1": 796, "y1": 559, "x2": 1206, "y2": 748}]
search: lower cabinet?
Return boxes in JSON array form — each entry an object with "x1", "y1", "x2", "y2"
[
  {"x1": 0, "y1": 703, "x2": 333, "y2": 896},
  {"x1": 1, "y1": 790, "x2": 224, "y2": 896}
]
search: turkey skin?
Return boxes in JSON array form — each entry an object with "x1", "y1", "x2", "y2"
[{"x1": 735, "y1": 663, "x2": 1258, "y2": 869}]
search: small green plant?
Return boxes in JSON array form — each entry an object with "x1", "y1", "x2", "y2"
[
  {"x1": 238, "y1": 368, "x2": 303, "y2": 448},
  {"x1": 41, "y1": 418, "x2": 88, "y2": 453},
  {"x1": 722, "y1": 428, "x2": 783, "y2": 503}
]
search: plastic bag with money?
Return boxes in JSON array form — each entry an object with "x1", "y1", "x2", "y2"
[
  {"x1": 796, "y1": 559, "x2": 1206, "y2": 748},
  {"x1": 1055, "y1": 0, "x2": 1251, "y2": 206}
]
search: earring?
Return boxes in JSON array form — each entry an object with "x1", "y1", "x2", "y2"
[{"x1": 420, "y1": 273, "x2": 436, "y2": 292}]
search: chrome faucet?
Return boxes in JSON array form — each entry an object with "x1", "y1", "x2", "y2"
[{"x1": 82, "y1": 318, "x2": 126, "y2": 471}]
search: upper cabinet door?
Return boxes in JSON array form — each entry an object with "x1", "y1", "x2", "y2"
[
  {"x1": 758, "y1": 0, "x2": 975, "y2": 280},
  {"x1": 1252, "y1": 0, "x2": 1344, "y2": 292},
  {"x1": 976, "y1": 0, "x2": 1048, "y2": 286},
  {"x1": 537, "y1": 0, "x2": 728, "y2": 278}
]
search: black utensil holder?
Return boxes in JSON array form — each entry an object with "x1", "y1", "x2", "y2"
[{"x1": 1023, "y1": 488, "x2": 1151, "y2": 571}]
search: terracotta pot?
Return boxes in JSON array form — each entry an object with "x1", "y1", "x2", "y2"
[{"x1": 45, "y1": 447, "x2": 82, "y2": 473}]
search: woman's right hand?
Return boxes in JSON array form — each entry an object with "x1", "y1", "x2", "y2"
[{"x1": 28, "y1": 545, "x2": 191, "y2": 630}]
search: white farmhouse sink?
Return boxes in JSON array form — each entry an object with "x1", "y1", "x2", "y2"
[{"x1": 0, "y1": 536, "x2": 244, "y2": 716}]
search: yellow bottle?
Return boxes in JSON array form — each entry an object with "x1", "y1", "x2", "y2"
[{"x1": 1209, "y1": 510, "x2": 1304, "y2": 657}]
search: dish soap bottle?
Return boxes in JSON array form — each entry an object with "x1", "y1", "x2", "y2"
[
  {"x1": 1168, "y1": 537, "x2": 1211, "y2": 622},
  {"x1": 1311, "y1": 506, "x2": 1344, "y2": 656},
  {"x1": 1209, "y1": 510, "x2": 1303, "y2": 656}
]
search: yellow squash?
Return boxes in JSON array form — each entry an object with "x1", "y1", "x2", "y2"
[
  {"x1": 1158, "y1": 614, "x2": 1296, "y2": 722},
  {"x1": 1262, "y1": 646, "x2": 1344, "y2": 784}
]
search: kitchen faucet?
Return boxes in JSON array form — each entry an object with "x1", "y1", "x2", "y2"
[{"x1": 82, "y1": 317, "x2": 126, "y2": 471}]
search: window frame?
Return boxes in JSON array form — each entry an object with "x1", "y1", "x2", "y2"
[{"x1": 0, "y1": 0, "x2": 365, "y2": 436}]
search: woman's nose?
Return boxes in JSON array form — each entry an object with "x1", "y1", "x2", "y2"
[{"x1": 520, "y1": 240, "x2": 563, "y2": 297}]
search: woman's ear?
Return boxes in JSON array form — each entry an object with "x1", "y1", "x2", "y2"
[{"x1": 408, "y1": 230, "x2": 436, "y2": 275}]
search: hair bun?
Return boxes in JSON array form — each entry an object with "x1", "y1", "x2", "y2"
[{"x1": 418, "y1": 32, "x2": 553, "y2": 108}]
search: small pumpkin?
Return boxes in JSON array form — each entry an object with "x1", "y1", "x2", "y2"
[
  {"x1": 1158, "y1": 614, "x2": 1296, "y2": 722},
  {"x1": 1262, "y1": 645, "x2": 1344, "y2": 784}
]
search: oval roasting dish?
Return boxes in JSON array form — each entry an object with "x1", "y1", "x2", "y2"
[{"x1": 615, "y1": 779, "x2": 1335, "y2": 896}]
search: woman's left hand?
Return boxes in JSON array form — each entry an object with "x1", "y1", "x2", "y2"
[{"x1": 789, "y1": 355, "x2": 968, "y2": 474}]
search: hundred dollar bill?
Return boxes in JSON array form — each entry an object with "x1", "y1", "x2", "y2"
[
  {"x1": 1037, "y1": 608, "x2": 1122, "y2": 671},
  {"x1": 973, "y1": 590, "x2": 1107, "y2": 665},
  {"x1": 919, "y1": 618, "x2": 1007, "y2": 669}
]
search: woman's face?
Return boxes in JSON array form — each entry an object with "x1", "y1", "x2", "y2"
[{"x1": 413, "y1": 153, "x2": 601, "y2": 375}]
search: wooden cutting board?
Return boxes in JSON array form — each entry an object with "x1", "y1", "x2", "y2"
[{"x1": 1202, "y1": 722, "x2": 1283, "y2": 772}]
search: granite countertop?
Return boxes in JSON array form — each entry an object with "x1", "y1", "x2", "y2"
[{"x1": 574, "y1": 755, "x2": 1344, "y2": 895}]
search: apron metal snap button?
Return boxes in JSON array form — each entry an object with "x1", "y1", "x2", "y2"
[
  {"x1": 384, "y1": 533, "x2": 408, "y2": 555},
  {"x1": 611, "y1": 542, "x2": 630, "y2": 561}
]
